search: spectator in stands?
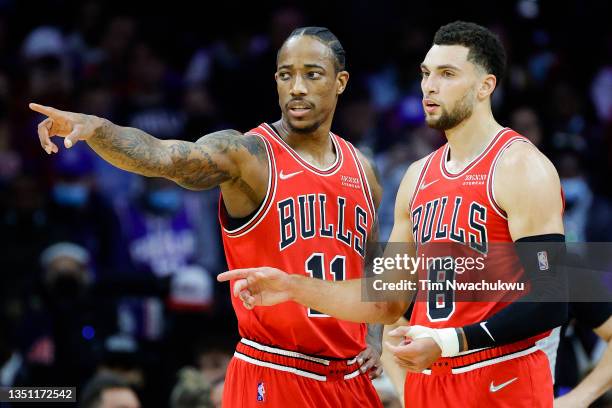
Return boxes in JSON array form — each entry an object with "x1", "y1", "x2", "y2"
[{"x1": 81, "y1": 372, "x2": 141, "y2": 408}]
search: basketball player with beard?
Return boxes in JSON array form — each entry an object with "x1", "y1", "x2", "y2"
[{"x1": 219, "y1": 21, "x2": 568, "y2": 407}]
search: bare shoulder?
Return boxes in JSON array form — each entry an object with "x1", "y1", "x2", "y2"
[
  {"x1": 397, "y1": 155, "x2": 431, "y2": 203},
  {"x1": 195, "y1": 129, "x2": 267, "y2": 163},
  {"x1": 355, "y1": 149, "x2": 383, "y2": 208},
  {"x1": 389, "y1": 154, "x2": 431, "y2": 240},
  {"x1": 494, "y1": 141, "x2": 561, "y2": 206},
  {"x1": 494, "y1": 141, "x2": 564, "y2": 238}
]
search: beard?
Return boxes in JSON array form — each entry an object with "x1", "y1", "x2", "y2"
[
  {"x1": 286, "y1": 119, "x2": 322, "y2": 134},
  {"x1": 426, "y1": 90, "x2": 475, "y2": 130}
]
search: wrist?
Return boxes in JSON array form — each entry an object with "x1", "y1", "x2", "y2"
[
  {"x1": 406, "y1": 326, "x2": 460, "y2": 357},
  {"x1": 286, "y1": 274, "x2": 302, "y2": 302},
  {"x1": 89, "y1": 116, "x2": 110, "y2": 139},
  {"x1": 456, "y1": 327, "x2": 467, "y2": 352},
  {"x1": 436, "y1": 327, "x2": 460, "y2": 357}
]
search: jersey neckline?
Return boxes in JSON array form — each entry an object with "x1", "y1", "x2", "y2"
[
  {"x1": 261, "y1": 123, "x2": 343, "y2": 175},
  {"x1": 440, "y1": 127, "x2": 510, "y2": 179}
]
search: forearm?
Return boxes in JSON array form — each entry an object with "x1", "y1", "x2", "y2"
[
  {"x1": 87, "y1": 120, "x2": 247, "y2": 189},
  {"x1": 382, "y1": 319, "x2": 408, "y2": 405},
  {"x1": 462, "y1": 234, "x2": 568, "y2": 351},
  {"x1": 87, "y1": 117, "x2": 175, "y2": 177},
  {"x1": 367, "y1": 323, "x2": 383, "y2": 354},
  {"x1": 565, "y1": 340, "x2": 612, "y2": 405},
  {"x1": 288, "y1": 275, "x2": 404, "y2": 324}
]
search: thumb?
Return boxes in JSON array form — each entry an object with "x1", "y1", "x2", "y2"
[
  {"x1": 384, "y1": 341, "x2": 407, "y2": 355},
  {"x1": 387, "y1": 326, "x2": 411, "y2": 338},
  {"x1": 64, "y1": 124, "x2": 83, "y2": 148},
  {"x1": 405, "y1": 325, "x2": 436, "y2": 340}
]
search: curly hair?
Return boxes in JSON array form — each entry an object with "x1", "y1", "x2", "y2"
[
  {"x1": 433, "y1": 21, "x2": 506, "y2": 85},
  {"x1": 279, "y1": 27, "x2": 346, "y2": 72}
]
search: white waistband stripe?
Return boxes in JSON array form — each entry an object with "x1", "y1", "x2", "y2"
[
  {"x1": 420, "y1": 345, "x2": 539, "y2": 375},
  {"x1": 234, "y1": 352, "x2": 327, "y2": 381},
  {"x1": 343, "y1": 369, "x2": 361, "y2": 380},
  {"x1": 240, "y1": 338, "x2": 331, "y2": 365}
]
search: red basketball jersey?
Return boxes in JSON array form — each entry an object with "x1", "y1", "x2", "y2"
[
  {"x1": 219, "y1": 123, "x2": 376, "y2": 358},
  {"x1": 409, "y1": 128, "x2": 548, "y2": 341}
]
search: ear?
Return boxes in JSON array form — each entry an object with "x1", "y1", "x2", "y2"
[
  {"x1": 478, "y1": 74, "x2": 497, "y2": 100},
  {"x1": 336, "y1": 70, "x2": 349, "y2": 95},
  {"x1": 274, "y1": 72, "x2": 279, "y2": 82}
]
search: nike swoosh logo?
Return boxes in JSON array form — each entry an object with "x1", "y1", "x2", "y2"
[
  {"x1": 489, "y1": 377, "x2": 517, "y2": 392},
  {"x1": 279, "y1": 170, "x2": 303, "y2": 180},
  {"x1": 420, "y1": 179, "x2": 439, "y2": 190},
  {"x1": 480, "y1": 321, "x2": 495, "y2": 342}
]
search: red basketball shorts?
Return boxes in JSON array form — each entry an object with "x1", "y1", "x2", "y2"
[
  {"x1": 404, "y1": 339, "x2": 553, "y2": 407},
  {"x1": 222, "y1": 338, "x2": 383, "y2": 407}
]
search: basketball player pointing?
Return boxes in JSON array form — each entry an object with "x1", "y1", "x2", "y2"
[
  {"x1": 31, "y1": 28, "x2": 384, "y2": 407},
  {"x1": 219, "y1": 22, "x2": 568, "y2": 407}
]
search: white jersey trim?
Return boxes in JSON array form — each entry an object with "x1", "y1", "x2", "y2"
[
  {"x1": 409, "y1": 152, "x2": 436, "y2": 219},
  {"x1": 234, "y1": 352, "x2": 328, "y2": 381},
  {"x1": 260, "y1": 123, "x2": 344, "y2": 176},
  {"x1": 420, "y1": 344, "x2": 539, "y2": 375},
  {"x1": 240, "y1": 338, "x2": 330, "y2": 365},
  {"x1": 234, "y1": 340, "x2": 364, "y2": 382},
  {"x1": 344, "y1": 139, "x2": 376, "y2": 221},
  {"x1": 439, "y1": 128, "x2": 511, "y2": 180},
  {"x1": 222, "y1": 132, "x2": 277, "y2": 237}
]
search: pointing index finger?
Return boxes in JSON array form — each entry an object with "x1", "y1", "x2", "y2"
[
  {"x1": 29, "y1": 103, "x2": 61, "y2": 118},
  {"x1": 217, "y1": 268, "x2": 257, "y2": 282}
]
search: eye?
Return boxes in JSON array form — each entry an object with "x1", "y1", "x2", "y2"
[
  {"x1": 443, "y1": 70, "x2": 454, "y2": 78},
  {"x1": 307, "y1": 72, "x2": 322, "y2": 79},
  {"x1": 278, "y1": 72, "x2": 291, "y2": 81},
  {"x1": 421, "y1": 71, "x2": 430, "y2": 78}
]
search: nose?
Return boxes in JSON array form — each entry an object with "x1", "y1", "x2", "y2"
[
  {"x1": 290, "y1": 75, "x2": 308, "y2": 97},
  {"x1": 422, "y1": 74, "x2": 438, "y2": 96}
]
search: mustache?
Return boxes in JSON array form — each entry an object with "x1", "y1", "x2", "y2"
[{"x1": 286, "y1": 98, "x2": 314, "y2": 109}]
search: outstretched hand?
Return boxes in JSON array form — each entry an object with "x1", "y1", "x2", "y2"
[
  {"x1": 217, "y1": 267, "x2": 294, "y2": 309},
  {"x1": 29, "y1": 103, "x2": 100, "y2": 153},
  {"x1": 385, "y1": 326, "x2": 442, "y2": 373}
]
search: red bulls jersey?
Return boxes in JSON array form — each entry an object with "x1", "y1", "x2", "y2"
[
  {"x1": 219, "y1": 123, "x2": 376, "y2": 358},
  {"x1": 409, "y1": 128, "x2": 545, "y2": 334}
]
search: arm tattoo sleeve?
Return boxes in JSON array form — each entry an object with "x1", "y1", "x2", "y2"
[{"x1": 87, "y1": 120, "x2": 266, "y2": 190}]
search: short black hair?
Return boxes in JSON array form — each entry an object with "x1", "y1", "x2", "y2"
[
  {"x1": 433, "y1": 21, "x2": 506, "y2": 86},
  {"x1": 80, "y1": 373, "x2": 135, "y2": 408},
  {"x1": 279, "y1": 26, "x2": 346, "y2": 72}
]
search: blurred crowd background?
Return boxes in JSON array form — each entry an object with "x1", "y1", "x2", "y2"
[{"x1": 0, "y1": 0, "x2": 611, "y2": 406}]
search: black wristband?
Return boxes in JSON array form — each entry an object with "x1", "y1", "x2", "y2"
[{"x1": 463, "y1": 234, "x2": 568, "y2": 350}]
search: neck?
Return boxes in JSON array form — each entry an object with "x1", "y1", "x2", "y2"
[
  {"x1": 444, "y1": 106, "x2": 503, "y2": 165},
  {"x1": 273, "y1": 116, "x2": 334, "y2": 157}
]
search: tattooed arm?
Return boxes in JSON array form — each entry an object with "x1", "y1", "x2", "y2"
[{"x1": 30, "y1": 103, "x2": 266, "y2": 192}]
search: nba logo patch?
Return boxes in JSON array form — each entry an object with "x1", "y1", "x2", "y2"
[
  {"x1": 257, "y1": 382, "x2": 265, "y2": 402},
  {"x1": 537, "y1": 251, "x2": 549, "y2": 271}
]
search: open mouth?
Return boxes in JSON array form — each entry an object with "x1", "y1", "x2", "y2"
[{"x1": 423, "y1": 99, "x2": 440, "y2": 113}]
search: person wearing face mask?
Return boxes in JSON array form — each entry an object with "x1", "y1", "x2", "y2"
[
  {"x1": 46, "y1": 143, "x2": 121, "y2": 273},
  {"x1": 15, "y1": 242, "x2": 105, "y2": 389},
  {"x1": 110, "y1": 176, "x2": 218, "y2": 390},
  {"x1": 114, "y1": 177, "x2": 218, "y2": 280}
]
